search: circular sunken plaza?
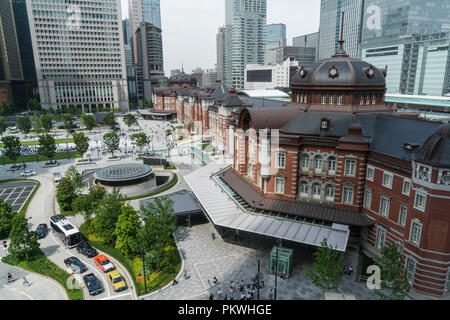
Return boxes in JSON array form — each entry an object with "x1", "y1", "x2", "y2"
[{"x1": 94, "y1": 163, "x2": 154, "y2": 187}]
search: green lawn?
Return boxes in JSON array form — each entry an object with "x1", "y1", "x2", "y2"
[
  {"x1": 0, "y1": 138, "x2": 74, "y2": 147},
  {"x1": 1, "y1": 151, "x2": 81, "y2": 165}
]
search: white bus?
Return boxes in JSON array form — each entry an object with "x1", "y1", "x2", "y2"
[
  {"x1": 50, "y1": 215, "x2": 81, "y2": 248},
  {"x1": 53, "y1": 172, "x2": 61, "y2": 186}
]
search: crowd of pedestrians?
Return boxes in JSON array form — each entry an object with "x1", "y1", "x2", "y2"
[{"x1": 207, "y1": 275, "x2": 273, "y2": 300}]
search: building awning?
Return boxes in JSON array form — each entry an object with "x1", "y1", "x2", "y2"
[
  {"x1": 139, "y1": 190, "x2": 203, "y2": 216},
  {"x1": 184, "y1": 163, "x2": 350, "y2": 252}
]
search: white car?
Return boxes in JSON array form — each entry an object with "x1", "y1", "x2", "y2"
[{"x1": 20, "y1": 170, "x2": 36, "y2": 177}]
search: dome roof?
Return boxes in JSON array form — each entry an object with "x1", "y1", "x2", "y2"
[
  {"x1": 169, "y1": 72, "x2": 196, "y2": 84},
  {"x1": 94, "y1": 163, "x2": 153, "y2": 182},
  {"x1": 413, "y1": 122, "x2": 450, "y2": 167},
  {"x1": 292, "y1": 56, "x2": 386, "y2": 87}
]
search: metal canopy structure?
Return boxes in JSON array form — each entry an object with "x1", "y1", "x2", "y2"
[
  {"x1": 94, "y1": 163, "x2": 153, "y2": 183},
  {"x1": 139, "y1": 189, "x2": 203, "y2": 216},
  {"x1": 184, "y1": 163, "x2": 350, "y2": 252}
]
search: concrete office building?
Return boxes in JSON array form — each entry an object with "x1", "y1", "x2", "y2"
[
  {"x1": 267, "y1": 23, "x2": 287, "y2": 47},
  {"x1": 216, "y1": 27, "x2": 226, "y2": 84},
  {"x1": 293, "y1": 32, "x2": 319, "y2": 48},
  {"x1": 244, "y1": 58, "x2": 299, "y2": 90},
  {"x1": 0, "y1": 0, "x2": 24, "y2": 105},
  {"x1": 134, "y1": 22, "x2": 166, "y2": 97},
  {"x1": 362, "y1": 32, "x2": 450, "y2": 96},
  {"x1": 225, "y1": 0, "x2": 267, "y2": 89},
  {"x1": 202, "y1": 69, "x2": 218, "y2": 88},
  {"x1": 26, "y1": 0, "x2": 129, "y2": 112},
  {"x1": 317, "y1": 0, "x2": 365, "y2": 61},
  {"x1": 265, "y1": 46, "x2": 316, "y2": 66},
  {"x1": 128, "y1": 0, "x2": 161, "y2": 36}
]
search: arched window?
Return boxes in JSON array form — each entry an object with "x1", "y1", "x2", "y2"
[
  {"x1": 314, "y1": 155, "x2": 323, "y2": 173},
  {"x1": 312, "y1": 182, "x2": 321, "y2": 200},
  {"x1": 299, "y1": 181, "x2": 309, "y2": 197},
  {"x1": 301, "y1": 154, "x2": 310, "y2": 171},
  {"x1": 328, "y1": 156, "x2": 337, "y2": 174},
  {"x1": 325, "y1": 185, "x2": 335, "y2": 201}
]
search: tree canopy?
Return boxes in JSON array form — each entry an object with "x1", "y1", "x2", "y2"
[
  {"x1": 2, "y1": 136, "x2": 22, "y2": 167},
  {"x1": 114, "y1": 205, "x2": 141, "y2": 257},
  {"x1": 17, "y1": 116, "x2": 32, "y2": 135},
  {"x1": 40, "y1": 114, "x2": 53, "y2": 133},
  {"x1": 103, "y1": 113, "x2": 117, "y2": 127},
  {"x1": 38, "y1": 134, "x2": 57, "y2": 162},
  {"x1": 81, "y1": 113, "x2": 97, "y2": 131},
  {"x1": 0, "y1": 199, "x2": 15, "y2": 239},
  {"x1": 8, "y1": 212, "x2": 40, "y2": 260},
  {"x1": 94, "y1": 188, "x2": 124, "y2": 246},
  {"x1": 0, "y1": 117, "x2": 6, "y2": 137},
  {"x1": 131, "y1": 132, "x2": 150, "y2": 153},
  {"x1": 123, "y1": 114, "x2": 137, "y2": 129},
  {"x1": 62, "y1": 114, "x2": 74, "y2": 133},
  {"x1": 73, "y1": 132, "x2": 89, "y2": 158},
  {"x1": 103, "y1": 131, "x2": 120, "y2": 158}
]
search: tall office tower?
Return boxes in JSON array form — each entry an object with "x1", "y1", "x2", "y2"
[
  {"x1": 26, "y1": 0, "x2": 129, "y2": 112},
  {"x1": 265, "y1": 46, "x2": 316, "y2": 66},
  {"x1": 11, "y1": 0, "x2": 37, "y2": 97},
  {"x1": 216, "y1": 27, "x2": 226, "y2": 84},
  {"x1": 317, "y1": 0, "x2": 365, "y2": 61},
  {"x1": 225, "y1": 0, "x2": 267, "y2": 89},
  {"x1": 0, "y1": 0, "x2": 24, "y2": 104},
  {"x1": 123, "y1": 18, "x2": 131, "y2": 46},
  {"x1": 128, "y1": 0, "x2": 161, "y2": 36},
  {"x1": 124, "y1": 45, "x2": 134, "y2": 66},
  {"x1": 361, "y1": 0, "x2": 450, "y2": 45},
  {"x1": 267, "y1": 23, "x2": 287, "y2": 47},
  {"x1": 202, "y1": 69, "x2": 218, "y2": 88},
  {"x1": 293, "y1": 32, "x2": 319, "y2": 48},
  {"x1": 133, "y1": 22, "x2": 166, "y2": 98}
]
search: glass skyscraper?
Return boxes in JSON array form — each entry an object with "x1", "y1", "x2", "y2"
[
  {"x1": 225, "y1": 0, "x2": 267, "y2": 89},
  {"x1": 267, "y1": 23, "x2": 286, "y2": 47},
  {"x1": 128, "y1": 0, "x2": 161, "y2": 37}
]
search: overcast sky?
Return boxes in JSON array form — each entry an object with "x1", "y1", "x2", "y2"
[{"x1": 121, "y1": 0, "x2": 321, "y2": 76}]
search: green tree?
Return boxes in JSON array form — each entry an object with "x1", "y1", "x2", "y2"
[
  {"x1": 81, "y1": 114, "x2": 97, "y2": 131},
  {"x1": 0, "y1": 117, "x2": 6, "y2": 137},
  {"x1": 114, "y1": 205, "x2": 141, "y2": 257},
  {"x1": 62, "y1": 114, "x2": 74, "y2": 133},
  {"x1": 65, "y1": 165, "x2": 84, "y2": 195},
  {"x1": 304, "y1": 239, "x2": 345, "y2": 292},
  {"x1": 72, "y1": 185, "x2": 106, "y2": 233},
  {"x1": 56, "y1": 176, "x2": 77, "y2": 212},
  {"x1": 17, "y1": 116, "x2": 32, "y2": 136},
  {"x1": 103, "y1": 131, "x2": 120, "y2": 158},
  {"x1": 94, "y1": 189, "x2": 124, "y2": 245},
  {"x1": 2, "y1": 136, "x2": 22, "y2": 168},
  {"x1": 103, "y1": 113, "x2": 117, "y2": 127},
  {"x1": 38, "y1": 134, "x2": 57, "y2": 163},
  {"x1": 27, "y1": 98, "x2": 41, "y2": 112},
  {"x1": 123, "y1": 114, "x2": 137, "y2": 129},
  {"x1": 373, "y1": 243, "x2": 411, "y2": 300},
  {"x1": 1, "y1": 102, "x2": 14, "y2": 116},
  {"x1": 137, "y1": 197, "x2": 177, "y2": 271},
  {"x1": 73, "y1": 132, "x2": 89, "y2": 159},
  {"x1": 0, "y1": 199, "x2": 15, "y2": 239},
  {"x1": 131, "y1": 132, "x2": 150, "y2": 154},
  {"x1": 40, "y1": 114, "x2": 53, "y2": 133},
  {"x1": 8, "y1": 212, "x2": 40, "y2": 260}
]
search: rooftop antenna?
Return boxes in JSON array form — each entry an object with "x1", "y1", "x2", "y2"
[
  {"x1": 182, "y1": 61, "x2": 184, "y2": 73},
  {"x1": 334, "y1": 11, "x2": 349, "y2": 57}
]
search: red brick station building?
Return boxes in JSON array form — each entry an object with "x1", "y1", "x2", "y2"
[{"x1": 153, "y1": 43, "x2": 450, "y2": 297}]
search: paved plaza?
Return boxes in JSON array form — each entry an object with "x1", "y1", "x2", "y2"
[{"x1": 146, "y1": 222, "x2": 378, "y2": 300}]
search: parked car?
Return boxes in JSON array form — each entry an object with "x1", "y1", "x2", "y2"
[
  {"x1": 64, "y1": 256, "x2": 88, "y2": 274},
  {"x1": 20, "y1": 170, "x2": 36, "y2": 177},
  {"x1": 36, "y1": 223, "x2": 48, "y2": 239},
  {"x1": 106, "y1": 270, "x2": 127, "y2": 292},
  {"x1": 83, "y1": 273, "x2": 104, "y2": 296},
  {"x1": 93, "y1": 254, "x2": 115, "y2": 273},
  {"x1": 76, "y1": 241, "x2": 97, "y2": 258}
]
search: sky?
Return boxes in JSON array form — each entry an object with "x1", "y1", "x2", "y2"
[{"x1": 121, "y1": 0, "x2": 321, "y2": 76}]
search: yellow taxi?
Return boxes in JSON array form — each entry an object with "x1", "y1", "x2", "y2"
[{"x1": 106, "y1": 270, "x2": 127, "y2": 292}]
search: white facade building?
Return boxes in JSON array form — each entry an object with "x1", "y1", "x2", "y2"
[
  {"x1": 27, "y1": 0, "x2": 129, "y2": 112},
  {"x1": 244, "y1": 58, "x2": 299, "y2": 90}
]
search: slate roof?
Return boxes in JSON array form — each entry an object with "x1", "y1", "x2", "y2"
[{"x1": 413, "y1": 122, "x2": 450, "y2": 166}]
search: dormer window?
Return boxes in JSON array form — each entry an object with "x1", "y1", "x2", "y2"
[
  {"x1": 299, "y1": 67, "x2": 308, "y2": 78},
  {"x1": 320, "y1": 118, "x2": 330, "y2": 130},
  {"x1": 337, "y1": 95, "x2": 343, "y2": 105},
  {"x1": 329, "y1": 95, "x2": 334, "y2": 104},
  {"x1": 321, "y1": 95, "x2": 327, "y2": 104}
]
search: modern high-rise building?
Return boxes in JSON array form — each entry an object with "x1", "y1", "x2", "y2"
[
  {"x1": 123, "y1": 18, "x2": 131, "y2": 46},
  {"x1": 11, "y1": 0, "x2": 38, "y2": 98},
  {"x1": 317, "y1": 0, "x2": 365, "y2": 61},
  {"x1": 267, "y1": 23, "x2": 287, "y2": 47},
  {"x1": 133, "y1": 22, "x2": 166, "y2": 97},
  {"x1": 225, "y1": 0, "x2": 267, "y2": 89},
  {"x1": 265, "y1": 46, "x2": 316, "y2": 66},
  {"x1": 216, "y1": 27, "x2": 226, "y2": 84},
  {"x1": 202, "y1": 69, "x2": 218, "y2": 88},
  {"x1": 0, "y1": 0, "x2": 24, "y2": 104},
  {"x1": 128, "y1": 0, "x2": 161, "y2": 36},
  {"x1": 26, "y1": 0, "x2": 129, "y2": 112},
  {"x1": 293, "y1": 32, "x2": 319, "y2": 48}
]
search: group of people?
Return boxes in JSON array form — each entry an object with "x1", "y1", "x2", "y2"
[{"x1": 209, "y1": 277, "x2": 268, "y2": 300}]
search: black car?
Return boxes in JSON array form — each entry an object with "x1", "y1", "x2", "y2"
[
  {"x1": 36, "y1": 224, "x2": 48, "y2": 239},
  {"x1": 83, "y1": 273, "x2": 104, "y2": 296},
  {"x1": 64, "y1": 256, "x2": 88, "y2": 274},
  {"x1": 76, "y1": 241, "x2": 98, "y2": 258}
]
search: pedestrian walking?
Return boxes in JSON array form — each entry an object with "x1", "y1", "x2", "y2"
[
  {"x1": 23, "y1": 277, "x2": 30, "y2": 286},
  {"x1": 246, "y1": 291, "x2": 252, "y2": 300},
  {"x1": 183, "y1": 269, "x2": 188, "y2": 279},
  {"x1": 209, "y1": 292, "x2": 214, "y2": 300},
  {"x1": 213, "y1": 276, "x2": 218, "y2": 286},
  {"x1": 207, "y1": 279, "x2": 211, "y2": 288},
  {"x1": 217, "y1": 288, "x2": 222, "y2": 299},
  {"x1": 261, "y1": 275, "x2": 265, "y2": 288},
  {"x1": 211, "y1": 232, "x2": 216, "y2": 240},
  {"x1": 268, "y1": 289, "x2": 273, "y2": 300},
  {"x1": 240, "y1": 292, "x2": 245, "y2": 300},
  {"x1": 7, "y1": 272, "x2": 13, "y2": 283},
  {"x1": 229, "y1": 292, "x2": 234, "y2": 300}
]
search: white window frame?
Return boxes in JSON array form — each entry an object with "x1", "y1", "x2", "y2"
[
  {"x1": 395, "y1": 241, "x2": 403, "y2": 253},
  {"x1": 414, "y1": 192, "x2": 427, "y2": 212},
  {"x1": 257, "y1": 170, "x2": 262, "y2": 187},
  {"x1": 405, "y1": 257, "x2": 416, "y2": 284},
  {"x1": 364, "y1": 189, "x2": 372, "y2": 209},
  {"x1": 314, "y1": 155, "x2": 323, "y2": 173},
  {"x1": 410, "y1": 220, "x2": 422, "y2": 246},
  {"x1": 321, "y1": 95, "x2": 327, "y2": 104},
  {"x1": 379, "y1": 195, "x2": 391, "y2": 217},
  {"x1": 382, "y1": 172, "x2": 393, "y2": 189},
  {"x1": 329, "y1": 95, "x2": 334, "y2": 104},
  {"x1": 325, "y1": 185, "x2": 335, "y2": 202},
  {"x1": 344, "y1": 159, "x2": 356, "y2": 176},
  {"x1": 276, "y1": 151, "x2": 286, "y2": 169},
  {"x1": 275, "y1": 176, "x2": 285, "y2": 194},
  {"x1": 342, "y1": 185, "x2": 354, "y2": 204},
  {"x1": 372, "y1": 95, "x2": 376, "y2": 104},
  {"x1": 402, "y1": 179, "x2": 411, "y2": 196},
  {"x1": 375, "y1": 226, "x2": 386, "y2": 249},
  {"x1": 301, "y1": 154, "x2": 310, "y2": 171},
  {"x1": 328, "y1": 157, "x2": 336, "y2": 174},
  {"x1": 299, "y1": 182, "x2": 308, "y2": 198},
  {"x1": 366, "y1": 166, "x2": 375, "y2": 182},
  {"x1": 312, "y1": 183, "x2": 321, "y2": 200},
  {"x1": 399, "y1": 204, "x2": 408, "y2": 226},
  {"x1": 337, "y1": 95, "x2": 343, "y2": 105}
]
